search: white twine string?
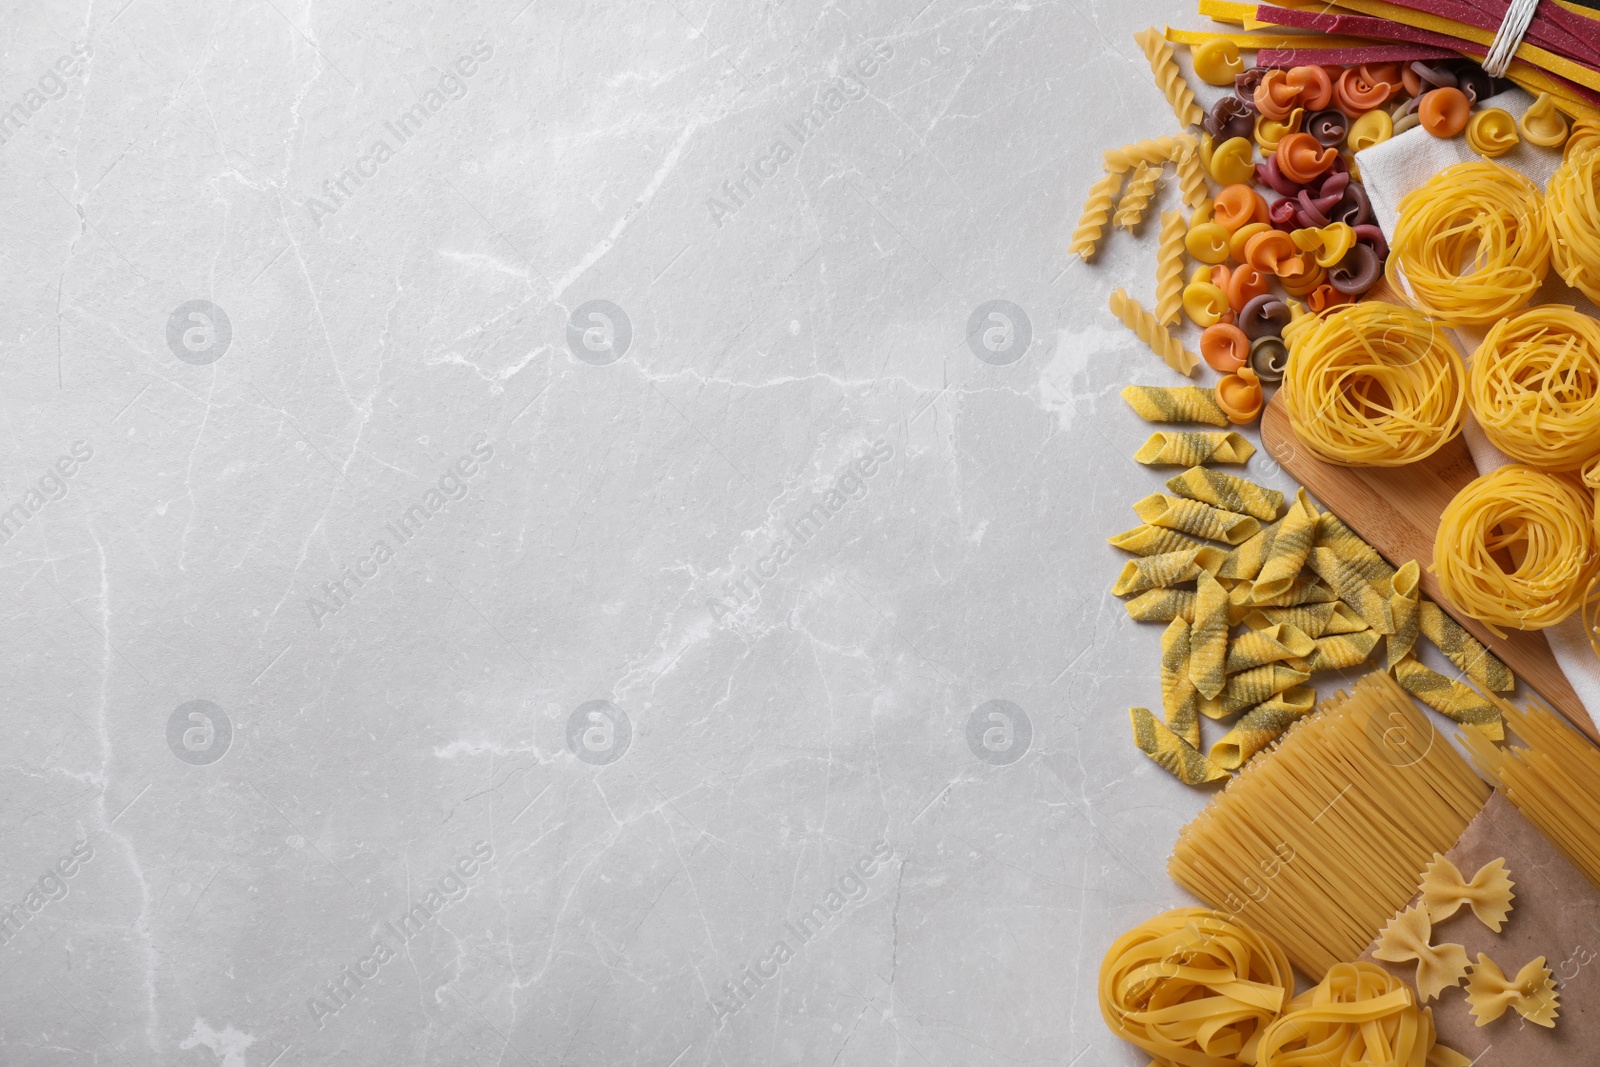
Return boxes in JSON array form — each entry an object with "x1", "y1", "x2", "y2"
[{"x1": 1483, "y1": 0, "x2": 1540, "y2": 78}]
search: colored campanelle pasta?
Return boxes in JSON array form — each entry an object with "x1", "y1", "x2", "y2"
[
  {"x1": 1122, "y1": 385, "x2": 1230, "y2": 426},
  {"x1": 1099, "y1": 908, "x2": 1293, "y2": 1067},
  {"x1": 1546, "y1": 144, "x2": 1600, "y2": 306},
  {"x1": 1468, "y1": 306, "x2": 1600, "y2": 471},
  {"x1": 1433, "y1": 466, "x2": 1600, "y2": 635},
  {"x1": 1110, "y1": 289, "x2": 1199, "y2": 376},
  {"x1": 1282, "y1": 302, "x2": 1465, "y2": 466},
  {"x1": 1386, "y1": 162, "x2": 1549, "y2": 327}
]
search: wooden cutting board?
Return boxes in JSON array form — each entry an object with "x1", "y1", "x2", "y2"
[{"x1": 1259, "y1": 392, "x2": 1599, "y2": 743}]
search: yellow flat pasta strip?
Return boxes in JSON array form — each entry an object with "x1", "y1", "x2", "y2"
[
  {"x1": 1134, "y1": 494, "x2": 1261, "y2": 545},
  {"x1": 1418, "y1": 601, "x2": 1514, "y2": 692},
  {"x1": 1209, "y1": 686, "x2": 1317, "y2": 770},
  {"x1": 1200, "y1": 664, "x2": 1310, "y2": 719},
  {"x1": 1133, "y1": 431, "x2": 1254, "y2": 466},
  {"x1": 1166, "y1": 467, "x2": 1284, "y2": 522},
  {"x1": 1190, "y1": 570, "x2": 1230, "y2": 700},
  {"x1": 1121, "y1": 384, "x2": 1230, "y2": 426},
  {"x1": 1252, "y1": 488, "x2": 1318, "y2": 601},
  {"x1": 1162, "y1": 27, "x2": 1378, "y2": 49},
  {"x1": 1161, "y1": 617, "x2": 1202, "y2": 749},
  {"x1": 1124, "y1": 587, "x2": 1195, "y2": 622},
  {"x1": 1107, "y1": 523, "x2": 1208, "y2": 557},
  {"x1": 1393, "y1": 657, "x2": 1506, "y2": 740},
  {"x1": 1112, "y1": 546, "x2": 1227, "y2": 596},
  {"x1": 1130, "y1": 707, "x2": 1230, "y2": 785}
]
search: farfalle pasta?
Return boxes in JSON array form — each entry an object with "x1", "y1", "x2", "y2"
[
  {"x1": 1418, "y1": 855, "x2": 1514, "y2": 932},
  {"x1": 1373, "y1": 905, "x2": 1469, "y2": 1002},
  {"x1": 1465, "y1": 954, "x2": 1559, "y2": 1028}
]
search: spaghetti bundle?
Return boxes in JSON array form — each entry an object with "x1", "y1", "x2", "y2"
[
  {"x1": 1169, "y1": 671, "x2": 1488, "y2": 978},
  {"x1": 1099, "y1": 908, "x2": 1293, "y2": 1067},
  {"x1": 1468, "y1": 307, "x2": 1600, "y2": 472},
  {"x1": 1433, "y1": 466, "x2": 1599, "y2": 635},
  {"x1": 1281, "y1": 302, "x2": 1465, "y2": 467},
  {"x1": 1462, "y1": 696, "x2": 1600, "y2": 894},
  {"x1": 1547, "y1": 145, "x2": 1600, "y2": 306},
  {"x1": 1386, "y1": 162, "x2": 1550, "y2": 328}
]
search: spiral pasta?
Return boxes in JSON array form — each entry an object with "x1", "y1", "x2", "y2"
[
  {"x1": 1070, "y1": 171, "x2": 1122, "y2": 260},
  {"x1": 1134, "y1": 27, "x2": 1202, "y2": 128},
  {"x1": 1434, "y1": 465, "x2": 1600, "y2": 635},
  {"x1": 1154, "y1": 210, "x2": 1186, "y2": 327},
  {"x1": 1386, "y1": 162, "x2": 1550, "y2": 327},
  {"x1": 1281, "y1": 302, "x2": 1466, "y2": 466},
  {"x1": 1546, "y1": 144, "x2": 1600, "y2": 306},
  {"x1": 1110, "y1": 288, "x2": 1199, "y2": 376},
  {"x1": 1468, "y1": 306, "x2": 1600, "y2": 471},
  {"x1": 1172, "y1": 141, "x2": 1209, "y2": 209},
  {"x1": 1099, "y1": 908, "x2": 1293, "y2": 1067},
  {"x1": 1114, "y1": 161, "x2": 1159, "y2": 230},
  {"x1": 1103, "y1": 134, "x2": 1191, "y2": 174}
]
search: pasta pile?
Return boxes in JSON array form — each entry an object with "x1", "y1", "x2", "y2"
[
  {"x1": 1385, "y1": 162, "x2": 1550, "y2": 328},
  {"x1": 1115, "y1": 395, "x2": 1513, "y2": 783},
  {"x1": 1468, "y1": 306, "x2": 1600, "y2": 471},
  {"x1": 1256, "y1": 962, "x2": 1465, "y2": 1066},
  {"x1": 1169, "y1": 670, "x2": 1491, "y2": 978},
  {"x1": 1281, "y1": 301, "x2": 1466, "y2": 467},
  {"x1": 1098, "y1": 907, "x2": 1292, "y2": 1067},
  {"x1": 1433, "y1": 466, "x2": 1600, "y2": 636},
  {"x1": 1461, "y1": 694, "x2": 1600, "y2": 894},
  {"x1": 1547, "y1": 142, "x2": 1600, "y2": 306}
]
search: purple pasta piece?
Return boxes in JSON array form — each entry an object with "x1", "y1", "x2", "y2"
[
  {"x1": 1330, "y1": 182, "x2": 1373, "y2": 227},
  {"x1": 1255, "y1": 157, "x2": 1306, "y2": 198},
  {"x1": 1306, "y1": 109, "x2": 1349, "y2": 147},
  {"x1": 1410, "y1": 61, "x2": 1457, "y2": 89},
  {"x1": 1295, "y1": 189, "x2": 1330, "y2": 228},
  {"x1": 1205, "y1": 96, "x2": 1257, "y2": 142},
  {"x1": 1354, "y1": 224, "x2": 1388, "y2": 260},
  {"x1": 1235, "y1": 67, "x2": 1270, "y2": 98},
  {"x1": 1329, "y1": 244, "x2": 1381, "y2": 295},
  {"x1": 1457, "y1": 67, "x2": 1494, "y2": 105},
  {"x1": 1269, "y1": 196, "x2": 1301, "y2": 230},
  {"x1": 1239, "y1": 294, "x2": 1292, "y2": 340},
  {"x1": 1312, "y1": 170, "x2": 1351, "y2": 201}
]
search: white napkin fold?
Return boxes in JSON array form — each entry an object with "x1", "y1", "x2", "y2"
[{"x1": 1354, "y1": 90, "x2": 1600, "y2": 727}]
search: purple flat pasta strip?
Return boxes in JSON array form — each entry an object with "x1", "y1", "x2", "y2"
[
  {"x1": 1363, "y1": 0, "x2": 1600, "y2": 66},
  {"x1": 1255, "y1": 5, "x2": 1479, "y2": 52}
]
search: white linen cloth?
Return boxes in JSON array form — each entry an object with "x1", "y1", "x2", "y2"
[{"x1": 1355, "y1": 89, "x2": 1600, "y2": 727}]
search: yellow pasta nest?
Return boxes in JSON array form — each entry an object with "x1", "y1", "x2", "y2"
[
  {"x1": 1468, "y1": 306, "x2": 1600, "y2": 471},
  {"x1": 1099, "y1": 907, "x2": 1293, "y2": 1067},
  {"x1": 1281, "y1": 302, "x2": 1465, "y2": 466},
  {"x1": 1257, "y1": 962, "x2": 1461, "y2": 1066},
  {"x1": 1547, "y1": 143, "x2": 1600, "y2": 306},
  {"x1": 1386, "y1": 161, "x2": 1550, "y2": 327},
  {"x1": 1434, "y1": 465, "x2": 1600, "y2": 635}
]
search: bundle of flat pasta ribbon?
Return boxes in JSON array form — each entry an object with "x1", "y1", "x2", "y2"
[
  {"x1": 1434, "y1": 465, "x2": 1600, "y2": 635},
  {"x1": 1547, "y1": 143, "x2": 1600, "y2": 305},
  {"x1": 1468, "y1": 306, "x2": 1600, "y2": 471},
  {"x1": 1098, "y1": 907, "x2": 1294, "y2": 1067},
  {"x1": 1255, "y1": 961, "x2": 1464, "y2": 1067},
  {"x1": 1281, "y1": 301, "x2": 1466, "y2": 466},
  {"x1": 1385, "y1": 162, "x2": 1550, "y2": 328}
]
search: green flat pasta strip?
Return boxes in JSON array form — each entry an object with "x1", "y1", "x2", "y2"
[
  {"x1": 1161, "y1": 617, "x2": 1202, "y2": 748},
  {"x1": 1111, "y1": 546, "x2": 1227, "y2": 596},
  {"x1": 1302, "y1": 630, "x2": 1381, "y2": 673},
  {"x1": 1121, "y1": 384, "x2": 1230, "y2": 427},
  {"x1": 1200, "y1": 664, "x2": 1311, "y2": 719},
  {"x1": 1189, "y1": 570, "x2": 1230, "y2": 700},
  {"x1": 1393, "y1": 658, "x2": 1506, "y2": 740},
  {"x1": 1388, "y1": 561, "x2": 1422, "y2": 670},
  {"x1": 1166, "y1": 467, "x2": 1285, "y2": 522},
  {"x1": 1133, "y1": 431, "x2": 1255, "y2": 466},
  {"x1": 1208, "y1": 686, "x2": 1317, "y2": 770},
  {"x1": 1124, "y1": 588, "x2": 1195, "y2": 622},
  {"x1": 1418, "y1": 601, "x2": 1515, "y2": 693},
  {"x1": 1133, "y1": 493, "x2": 1261, "y2": 545},
  {"x1": 1252, "y1": 488, "x2": 1319, "y2": 600},
  {"x1": 1224, "y1": 623, "x2": 1316, "y2": 674},
  {"x1": 1107, "y1": 524, "x2": 1208, "y2": 557},
  {"x1": 1308, "y1": 547, "x2": 1394, "y2": 635},
  {"x1": 1217, "y1": 521, "x2": 1279, "y2": 581},
  {"x1": 1130, "y1": 707, "x2": 1229, "y2": 785}
]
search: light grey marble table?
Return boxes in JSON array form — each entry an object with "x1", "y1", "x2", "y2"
[{"x1": 0, "y1": 2, "x2": 1296, "y2": 1063}]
